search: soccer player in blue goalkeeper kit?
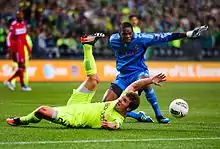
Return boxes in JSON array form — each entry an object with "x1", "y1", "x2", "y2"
[{"x1": 103, "y1": 22, "x2": 208, "y2": 123}]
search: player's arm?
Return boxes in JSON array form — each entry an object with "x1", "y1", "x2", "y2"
[
  {"x1": 6, "y1": 32, "x2": 12, "y2": 58},
  {"x1": 125, "y1": 73, "x2": 166, "y2": 92},
  {"x1": 146, "y1": 26, "x2": 208, "y2": 45},
  {"x1": 6, "y1": 25, "x2": 14, "y2": 58}
]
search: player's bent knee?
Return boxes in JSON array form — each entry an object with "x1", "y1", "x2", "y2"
[
  {"x1": 84, "y1": 75, "x2": 99, "y2": 91},
  {"x1": 36, "y1": 106, "x2": 49, "y2": 113},
  {"x1": 35, "y1": 106, "x2": 54, "y2": 120},
  {"x1": 88, "y1": 75, "x2": 100, "y2": 83}
]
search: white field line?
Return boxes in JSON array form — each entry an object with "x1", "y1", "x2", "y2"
[{"x1": 0, "y1": 137, "x2": 219, "y2": 145}]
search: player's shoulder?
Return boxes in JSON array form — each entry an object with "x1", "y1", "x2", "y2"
[
  {"x1": 109, "y1": 33, "x2": 120, "y2": 42},
  {"x1": 108, "y1": 99, "x2": 118, "y2": 107},
  {"x1": 11, "y1": 21, "x2": 17, "y2": 26},
  {"x1": 9, "y1": 21, "x2": 17, "y2": 30},
  {"x1": 134, "y1": 33, "x2": 154, "y2": 39}
]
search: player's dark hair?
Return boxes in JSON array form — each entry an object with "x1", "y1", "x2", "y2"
[
  {"x1": 126, "y1": 92, "x2": 140, "y2": 111},
  {"x1": 120, "y1": 22, "x2": 133, "y2": 30},
  {"x1": 129, "y1": 14, "x2": 139, "y2": 20}
]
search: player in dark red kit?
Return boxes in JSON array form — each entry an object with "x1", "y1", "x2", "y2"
[{"x1": 5, "y1": 10, "x2": 32, "y2": 91}]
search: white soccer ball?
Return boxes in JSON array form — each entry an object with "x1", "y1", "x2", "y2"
[{"x1": 169, "y1": 99, "x2": 189, "y2": 118}]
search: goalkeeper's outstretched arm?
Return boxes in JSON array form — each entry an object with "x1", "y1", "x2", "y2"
[{"x1": 148, "y1": 25, "x2": 208, "y2": 45}]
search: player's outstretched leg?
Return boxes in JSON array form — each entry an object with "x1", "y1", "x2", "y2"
[
  {"x1": 81, "y1": 33, "x2": 105, "y2": 46},
  {"x1": 80, "y1": 33, "x2": 105, "y2": 76},
  {"x1": 6, "y1": 109, "x2": 41, "y2": 126},
  {"x1": 6, "y1": 106, "x2": 55, "y2": 126},
  {"x1": 126, "y1": 111, "x2": 154, "y2": 123},
  {"x1": 136, "y1": 111, "x2": 154, "y2": 122},
  {"x1": 66, "y1": 33, "x2": 105, "y2": 106},
  {"x1": 6, "y1": 117, "x2": 29, "y2": 126},
  {"x1": 144, "y1": 88, "x2": 170, "y2": 123},
  {"x1": 80, "y1": 32, "x2": 104, "y2": 77}
]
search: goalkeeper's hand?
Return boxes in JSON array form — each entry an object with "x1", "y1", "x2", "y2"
[{"x1": 186, "y1": 25, "x2": 208, "y2": 38}]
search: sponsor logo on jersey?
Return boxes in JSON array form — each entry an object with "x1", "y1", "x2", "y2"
[
  {"x1": 100, "y1": 103, "x2": 110, "y2": 121},
  {"x1": 118, "y1": 49, "x2": 138, "y2": 55},
  {"x1": 15, "y1": 28, "x2": 26, "y2": 35}
]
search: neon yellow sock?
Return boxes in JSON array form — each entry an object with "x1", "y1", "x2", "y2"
[
  {"x1": 83, "y1": 44, "x2": 97, "y2": 75},
  {"x1": 11, "y1": 78, "x2": 16, "y2": 86},
  {"x1": 24, "y1": 70, "x2": 29, "y2": 86},
  {"x1": 11, "y1": 62, "x2": 18, "y2": 86},
  {"x1": 20, "y1": 110, "x2": 41, "y2": 124},
  {"x1": 11, "y1": 68, "x2": 29, "y2": 86},
  {"x1": 24, "y1": 58, "x2": 29, "y2": 86},
  {"x1": 10, "y1": 61, "x2": 29, "y2": 86},
  {"x1": 12, "y1": 69, "x2": 29, "y2": 86}
]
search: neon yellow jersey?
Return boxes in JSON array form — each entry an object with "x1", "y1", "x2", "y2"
[
  {"x1": 133, "y1": 26, "x2": 141, "y2": 33},
  {"x1": 24, "y1": 34, "x2": 33, "y2": 59},
  {"x1": 26, "y1": 34, "x2": 33, "y2": 49},
  {"x1": 54, "y1": 100, "x2": 124, "y2": 129}
]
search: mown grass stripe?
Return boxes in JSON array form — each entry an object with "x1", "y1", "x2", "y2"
[{"x1": 0, "y1": 137, "x2": 219, "y2": 145}]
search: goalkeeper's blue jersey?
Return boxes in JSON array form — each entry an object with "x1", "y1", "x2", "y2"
[{"x1": 109, "y1": 32, "x2": 179, "y2": 74}]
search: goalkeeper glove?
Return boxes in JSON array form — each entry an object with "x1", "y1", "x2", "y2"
[{"x1": 186, "y1": 25, "x2": 208, "y2": 38}]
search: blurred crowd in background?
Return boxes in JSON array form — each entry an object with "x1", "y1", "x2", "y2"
[{"x1": 0, "y1": 0, "x2": 220, "y2": 60}]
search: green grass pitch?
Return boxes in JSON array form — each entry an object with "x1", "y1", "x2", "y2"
[{"x1": 0, "y1": 82, "x2": 220, "y2": 149}]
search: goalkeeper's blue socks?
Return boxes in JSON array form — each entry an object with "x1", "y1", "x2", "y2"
[
  {"x1": 144, "y1": 88, "x2": 170, "y2": 123},
  {"x1": 144, "y1": 88, "x2": 162, "y2": 117},
  {"x1": 126, "y1": 111, "x2": 154, "y2": 122},
  {"x1": 126, "y1": 111, "x2": 141, "y2": 119}
]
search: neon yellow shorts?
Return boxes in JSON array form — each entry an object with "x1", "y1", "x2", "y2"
[{"x1": 52, "y1": 89, "x2": 95, "y2": 127}]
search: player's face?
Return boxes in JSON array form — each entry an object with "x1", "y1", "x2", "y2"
[
  {"x1": 16, "y1": 12, "x2": 24, "y2": 22},
  {"x1": 115, "y1": 95, "x2": 131, "y2": 112},
  {"x1": 130, "y1": 17, "x2": 139, "y2": 26},
  {"x1": 120, "y1": 27, "x2": 133, "y2": 43}
]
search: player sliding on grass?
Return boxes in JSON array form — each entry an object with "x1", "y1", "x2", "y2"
[
  {"x1": 6, "y1": 33, "x2": 166, "y2": 130},
  {"x1": 103, "y1": 22, "x2": 208, "y2": 123}
]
